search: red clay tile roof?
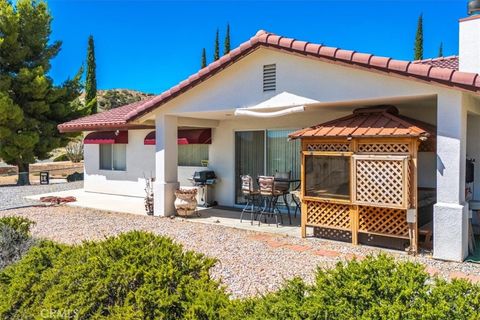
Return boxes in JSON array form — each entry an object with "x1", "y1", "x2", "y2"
[
  {"x1": 59, "y1": 30, "x2": 480, "y2": 133},
  {"x1": 412, "y1": 56, "x2": 459, "y2": 70},
  {"x1": 288, "y1": 106, "x2": 435, "y2": 139},
  {"x1": 58, "y1": 96, "x2": 157, "y2": 132}
]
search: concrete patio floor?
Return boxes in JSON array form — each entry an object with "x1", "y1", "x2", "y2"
[{"x1": 26, "y1": 189, "x2": 302, "y2": 237}]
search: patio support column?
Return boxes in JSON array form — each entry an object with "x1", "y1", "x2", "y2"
[
  {"x1": 153, "y1": 114, "x2": 179, "y2": 216},
  {"x1": 434, "y1": 92, "x2": 469, "y2": 261}
]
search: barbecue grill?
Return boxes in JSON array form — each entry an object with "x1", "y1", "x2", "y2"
[{"x1": 190, "y1": 170, "x2": 217, "y2": 207}]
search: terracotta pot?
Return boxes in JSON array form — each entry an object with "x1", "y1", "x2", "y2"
[{"x1": 174, "y1": 189, "x2": 198, "y2": 217}]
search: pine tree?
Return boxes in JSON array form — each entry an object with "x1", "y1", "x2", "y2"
[
  {"x1": 201, "y1": 48, "x2": 207, "y2": 68},
  {"x1": 224, "y1": 23, "x2": 231, "y2": 55},
  {"x1": 213, "y1": 29, "x2": 219, "y2": 61},
  {"x1": 0, "y1": 0, "x2": 87, "y2": 185},
  {"x1": 85, "y1": 35, "x2": 97, "y2": 113},
  {"x1": 438, "y1": 42, "x2": 444, "y2": 57},
  {"x1": 414, "y1": 14, "x2": 424, "y2": 60}
]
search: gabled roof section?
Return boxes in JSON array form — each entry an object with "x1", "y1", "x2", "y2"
[
  {"x1": 412, "y1": 56, "x2": 459, "y2": 70},
  {"x1": 58, "y1": 97, "x2": 157, "y2": 132},
  {"x1": 59, "y1": 30, "x2": 480, "y2": 133},
  {"x1": 289, "y1": 106, "x2": 435, "y2": 139}
]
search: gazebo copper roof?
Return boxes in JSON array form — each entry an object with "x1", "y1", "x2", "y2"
[{"x1": 289, "y1": 106, "x2": 435, "y2": 140}]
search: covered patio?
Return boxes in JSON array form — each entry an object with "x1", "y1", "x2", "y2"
[{"x1": 26, "y1": 189, "x2": 301, "y2": 237}]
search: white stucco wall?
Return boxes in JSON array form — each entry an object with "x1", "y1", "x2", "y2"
[
  {"x1": 460, "y1": 16, "x2": 480, "y2": 74},
  {"x1": 84, "y1": 129, "x2": 155, "y2": 197},
  {"x1": 146, "y1": 48, "x2": 443, "y2": 207},
  {"x1": 80, "y1": 45, "x2": 474, "y2": 261},
  {"x1": 145, "y1": 48, "x2": 451, "y2": 119}
]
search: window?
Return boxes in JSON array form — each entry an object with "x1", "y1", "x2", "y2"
[
  {"x1": 99, "y1": 144, "x2": 126, "y2": 171},
  {"x1": 263, "y1": 64, "x2": 276, "y2": 92},
  {"x1": 178, "y1": 145, "x2": 209, "y2": 166},
  {"x1": 304, "y1": 155, "x2": 350, "y2": 200}
]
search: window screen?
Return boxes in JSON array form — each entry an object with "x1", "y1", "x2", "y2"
[
  {"x1": 304, "y1": 155, "x2": 350, "y2": 200},
  {"x1": 112, "y1": 144, "x2": 127, "y2": 170},
  {"x1": 99, "y1": 145, "x2": 112, "y2": 170},
  {"x1": 178, "y1": 145, "x2": 209, "y2": 166},
  {"x1": 99, "y1": 144, "x2": 126, "y2": 171}
]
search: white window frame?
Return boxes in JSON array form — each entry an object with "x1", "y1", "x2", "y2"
[{"x1": 99, "y1": 144, "x2": 127, "y2": 171}]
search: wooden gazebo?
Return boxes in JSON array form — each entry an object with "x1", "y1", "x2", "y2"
[{"x1": 289, "y1": 106, "x2": 435, "y2": 253}]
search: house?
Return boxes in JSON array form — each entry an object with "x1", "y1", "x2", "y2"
[{"x1": 59, "y1": 10, "x2": 480, "y2": 262}]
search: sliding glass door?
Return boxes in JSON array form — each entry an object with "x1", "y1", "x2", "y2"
[
  {"x1": 235, "y1": 129, "x2": 301, "y2": 204},
  {"x1": 235, "y1": 131, "x2": 265, "y2": 204}
]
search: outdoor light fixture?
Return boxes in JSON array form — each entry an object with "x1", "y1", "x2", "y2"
[
  {"x1": 114, "y1": 130, "x2": 120, "y2": 136},
  {"x1": 468, "y1": 0, "x2": 480, "y2": 15}
]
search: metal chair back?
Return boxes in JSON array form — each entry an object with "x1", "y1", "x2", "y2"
[
  {"x1": 274, "y1": 171, "x2": 291, "y2": 193},
  {"x1": 241, "y1": 175, "x2": 255, "y2": 195},
  {"x1": 258, "y1": 176, "x2": 275, "y2": 195}
]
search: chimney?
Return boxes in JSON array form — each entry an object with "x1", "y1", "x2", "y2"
[{"x1": 459, "y1": 1, "x2": 480, "y2": 73}]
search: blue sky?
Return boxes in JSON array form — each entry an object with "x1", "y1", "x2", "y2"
[{"x1": 48, "y1": 0, "x2": 467, "y2": 94}]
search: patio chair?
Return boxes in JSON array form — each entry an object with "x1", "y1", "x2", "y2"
[
  {"x1": 240, "y1": 175, "x2": 261, "y2": 225},
  {"x1": 274, "y1": 171, "x2": 292, "y2": 225},
  {"x1": 258, "y1": 175, "x2": 283, "y2": 227}
]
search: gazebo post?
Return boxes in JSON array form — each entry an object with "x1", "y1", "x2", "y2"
[
  {"x1": 350, "y1": 205, "x2": 359, "y2": 245},
  {"x1": 300, "y1": 141, "x2": 307, "y2": 238}
]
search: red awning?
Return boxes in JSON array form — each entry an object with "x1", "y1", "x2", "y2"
[
  {"x1": 144, "y1": 131, "x2": 156, "y2": 145},
  {"x1": 144, "y1": 129, "x2": 212, "y2": 145},
  {"x1": 178, "y1": 129, "x2": 212, "y2": 144},
  {"x1": 84, "y1": 131, "x2": 128, "y2": 144}
]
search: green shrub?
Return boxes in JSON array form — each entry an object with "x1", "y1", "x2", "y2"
[
  {"x1": 0, "y1": 231, "x2": 229, "y2": 319},
  {"x1": 53, "y1": 154, "x2": 69, "y2": 162},
  {"x1": 0, "y1": 216, "x2": 35, "y2": 237},
  {"x1": 3, "y1": 231, "x2": 480, "y2": 320},
  {"x1": 226, "y1": 254, "x2": 480, "y2": 320},
  {"x1": 0, "y1": 217, "x2": 36, "y2": 269}
]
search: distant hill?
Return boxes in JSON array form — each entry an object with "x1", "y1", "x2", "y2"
[{"x1": 79, "y1": 89, "x2": 154, "y2": 112}]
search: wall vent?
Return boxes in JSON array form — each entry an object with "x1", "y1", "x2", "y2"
[{"x1": 263, "y1": 64, "x2": 276, "y2": 92}]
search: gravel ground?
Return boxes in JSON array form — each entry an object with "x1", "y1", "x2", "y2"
[
  {"x1": 0, "y1": 181, "x2": 83, "y2": 210},
  {"x1": 1, "y1": 205, "x2": 480, "y2": 298}
]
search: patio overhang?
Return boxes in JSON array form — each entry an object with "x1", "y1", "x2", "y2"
[{"x1": 233, "y1": 91, "x2": 317, "y2": 118}]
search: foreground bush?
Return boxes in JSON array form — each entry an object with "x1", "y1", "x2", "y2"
[
  {"x1": 0, "y1": 216, "x2": 35, "y2": 269},
  {"x1": 227, "y1": 254, "x2": 480, "y2": 320},
  {"x1": 0, "y1": 231, "x2": 229, "y2": 319},
  {"x1": 2, "y1": 230, "x2": 480, "y2": 319}
]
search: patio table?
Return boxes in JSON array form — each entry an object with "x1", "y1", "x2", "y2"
[{"x1": 257, "y1": 177, "x2": 301, "y2": 224}]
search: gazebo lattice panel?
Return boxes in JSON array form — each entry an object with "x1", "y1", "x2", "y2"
[
  {"x1": 354, "y1": 157, "x2": 406, "y2": 208},
  {"x1": 358, "y1": 143, "x2": 410, "y2": 154},
  {"x1": 305, "y1": 201, "x2": 351, "y2": 230},
  {"x1": 306, "y1": 143, "x2": 350, "y2": 152},
  {"x1": 358, "y1": 206, "x2": 409, "y2": 238}
]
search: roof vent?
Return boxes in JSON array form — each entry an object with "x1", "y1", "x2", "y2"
[
  {"x1": 468, "y1": 0, "x2": 480, "y2": 15},
  {"x1": 263, "y1": 64, "x2": 276, "y2": 92}
]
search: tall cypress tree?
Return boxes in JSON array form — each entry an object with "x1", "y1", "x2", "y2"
[
  {"x1": 85, "y1": 35, "x2": 97, "y2": 113},
  {"x1": 438, "y1": 42, "x2": 444, "y2": 57},
  {"x1": 213, "y1": 29, "x2": 219, "y2": 61},
  {"x1": 224, "y1": 23, "x2": 230, "y2": 55},
  {"x1": 201, "y1": 48, "x2": 207, "y2": 68},
  {"x1": 414, "y1": 14, "x2": 424, "y2": 60}
]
